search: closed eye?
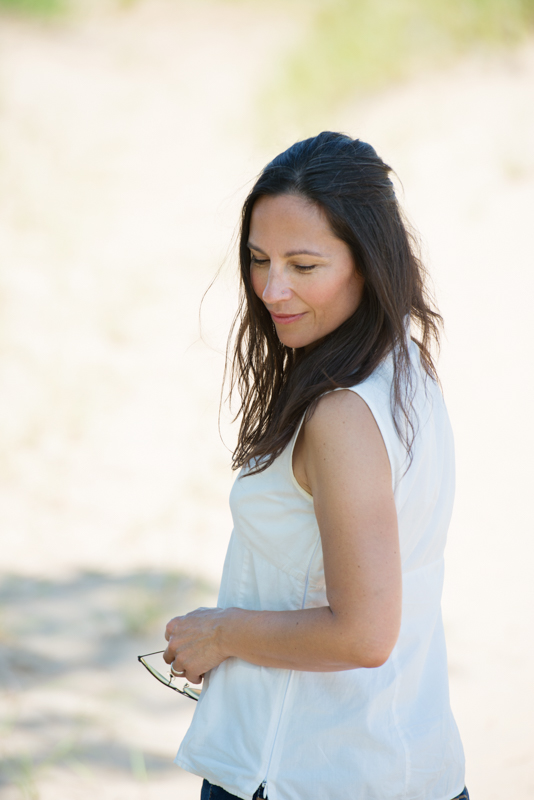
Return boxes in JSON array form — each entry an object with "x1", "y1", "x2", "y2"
[{"x1": 250, "y1": 255, "x2": 316, "y2": 272}]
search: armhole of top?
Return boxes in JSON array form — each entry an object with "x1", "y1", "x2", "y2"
[
  {"x1": 288, "y1": 387, "x2": 397, "y2": 499},
  {"x1": 344, "y1": 386, "x2": 397, "y2": 492},
  {"x1": 288, "y1": 411, "x2": 314, "y2": 503}
]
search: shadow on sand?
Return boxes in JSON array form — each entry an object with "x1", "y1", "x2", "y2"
[{"x1": 0, "y1": 570, "x2": 216, "y2": 795}]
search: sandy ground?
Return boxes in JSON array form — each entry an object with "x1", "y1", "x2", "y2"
[{"x1": 0, "y1": 3, "x2": 533, "y2": 798}]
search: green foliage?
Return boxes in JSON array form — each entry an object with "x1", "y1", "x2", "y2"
[
  {"x1": 7, "y1": 753, "x2": 39, "y2": 800},
  {"x1": 264, "y1": 0, "x2": 534, "y2": 129},
  {"x1": 0, "y1": 0, "x2": 64, "y2": 16}
]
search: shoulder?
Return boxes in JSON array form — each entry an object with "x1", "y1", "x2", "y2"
[
  {"x1": 304, "y1": 389, "x2": 390, "y2": 479},
  {"x1": 307, "y1": 389, "x2": 373, "y2": 438}
]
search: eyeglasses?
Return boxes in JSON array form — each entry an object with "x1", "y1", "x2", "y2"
[{"x1": 137, "y1": 650, "x2": 200, "y2": 701}]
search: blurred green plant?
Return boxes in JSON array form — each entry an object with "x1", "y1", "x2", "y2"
[
  {"x1": 7, "y1": 753, "x2": 39, "y2": 800},
  {"x1": 129, "y1": 748, "x2": 148, "y2": 782},
  {"x1": 2, "y1": 738, "x2": 79, "y2": 799},
  {"x1": 119, "y1": 590, "x2": 164, "y2": 637},
  {"x1": 260, "y1": 0, "x2": 534, "y2": 131},
  {"x1": 0, "y1": 0, "x2": 64, "y2": 15},
  {"x1": 117, "y1": 572, "x2": 210, "y2": 637}
]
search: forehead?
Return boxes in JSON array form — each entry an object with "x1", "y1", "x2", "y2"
[{"x1": 249, "y1": 194, "x2": 336, "y2": 248}]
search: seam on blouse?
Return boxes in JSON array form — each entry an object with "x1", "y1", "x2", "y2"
[
  {"x1": 231, "y1": 534, "x2": 313, "y2": 585},
  {"x1": 301, "y1": 535, "x2": 321, "y2": 609},
  {"x1": 391, "y1": 645, "x2": 411, "y2": 800},
  {"x1": 237, "y1": 547, "x2": 251, "y2": 608},
  {"x1": 259, "y1": 533, "x2": 322, "y2": 795}
]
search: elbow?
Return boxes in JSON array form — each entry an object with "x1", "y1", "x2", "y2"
[
  {"x1": 331, "y1": 604, "x2": 401, "y2": 669},
  {"x1": 357, "y1": 646, "x2": 394, "y2": 669},
  {"x1": 343, "y1": 629, "x2": 399, "y2": 670}
]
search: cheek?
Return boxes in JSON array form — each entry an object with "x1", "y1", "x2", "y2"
[
  {"x1": 250, "y1": 268, "x2": 265, "y2": 299},
  {"x1": 315, "y1": 272, "x2": 364, "y2": 321},
  {"x1": 345, "y1": 272, "x2": 365, "y2": 314},
  {"x1": 313, "y1": 279, "x2": 352, "y2": 311}
]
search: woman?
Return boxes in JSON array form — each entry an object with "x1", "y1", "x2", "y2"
[{"x1": 163, "y1": 132, "x2": 467, "y2": 800}]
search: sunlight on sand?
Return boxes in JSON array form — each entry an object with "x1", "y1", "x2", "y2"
[{"x1": 0, "y1": 4, "x2": 533, "y2": 798}]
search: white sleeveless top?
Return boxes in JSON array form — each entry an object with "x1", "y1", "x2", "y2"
[{"x1": 176, "y1": 339, "x2": 465, "y2": 800}]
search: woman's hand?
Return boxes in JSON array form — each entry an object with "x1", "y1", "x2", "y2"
[{"x1": 163, "y1": 607, "x2": 228, "y2": 685}]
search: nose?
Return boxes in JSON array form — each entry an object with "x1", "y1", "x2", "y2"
[{"x1": 261, "y1": 265, "x2": 292, "y2": 305}]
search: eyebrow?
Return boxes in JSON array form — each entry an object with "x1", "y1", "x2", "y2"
[{"x1": 247, "y1": 241, "x2": 325, "y2": 258}]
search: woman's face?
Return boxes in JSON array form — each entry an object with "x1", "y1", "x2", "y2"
[{"x1": 248, "y1": 194, "x2": 365, "y2": 351}]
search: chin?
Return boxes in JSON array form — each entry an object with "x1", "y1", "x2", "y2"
[{"x1": 275, "y1": 332, "x2": 318, "y2": 350}]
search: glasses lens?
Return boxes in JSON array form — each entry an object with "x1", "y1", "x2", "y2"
[
  {"x1": 137, "y1": 650, "x2": 200, "y2": 701},
  {"x1": 138, "y1": 650, "x2": 175, "y2": 684}
]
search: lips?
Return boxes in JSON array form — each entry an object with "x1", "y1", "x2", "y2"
[{"x1": 269, "y1": 311, "x2": 306, "y2": 324}]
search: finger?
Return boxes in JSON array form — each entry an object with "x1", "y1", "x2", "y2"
[
  {"x1": 165, "y1": 616, "x2": 181, "y2": 641},
  {"x1": 187, "y1": 672, "x2": 203, "y2": 685},
  {"x1": 170, "y1": 662, "x2": 186, "y2": 678}
]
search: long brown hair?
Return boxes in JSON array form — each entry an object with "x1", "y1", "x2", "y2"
[{"x1": 226, "y1": 132, "x2": 442, "y2": 474}]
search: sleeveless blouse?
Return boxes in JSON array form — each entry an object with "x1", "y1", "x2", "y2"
[{"x1": 175, "y1": 339, "x2": 465, "y2": 800}]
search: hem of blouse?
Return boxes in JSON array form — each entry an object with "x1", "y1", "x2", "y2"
[
  {"x1": 173, "y1": 759, "x2": 251, "y2": 800},
  {"x1": 434, "y1": 783, "x2": 468, "y2": 800}
]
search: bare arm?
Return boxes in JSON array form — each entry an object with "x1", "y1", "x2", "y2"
[{"x1": 164, "y1": 390, "x2": 402, "y2": 682}]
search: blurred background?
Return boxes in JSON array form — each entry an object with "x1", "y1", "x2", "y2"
[{"x1": 0, "y1": 0, "x2": 533, "y2": 798}]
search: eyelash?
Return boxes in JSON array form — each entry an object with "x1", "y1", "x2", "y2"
[{"x1": 250, "y1": 256, "x2": 316, "y2": 272}]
